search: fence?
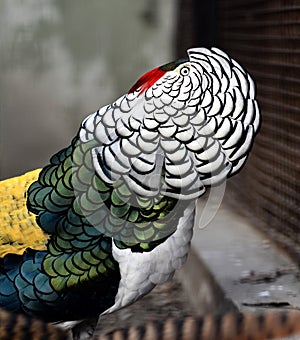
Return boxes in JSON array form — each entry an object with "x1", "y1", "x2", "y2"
[{"x1": 177, "y1": 0, "x2": 300, "y2": 261}]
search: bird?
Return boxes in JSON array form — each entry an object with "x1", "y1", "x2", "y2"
[{"x1": 0, "y1": 47, "x2": 260, "y2": 330}]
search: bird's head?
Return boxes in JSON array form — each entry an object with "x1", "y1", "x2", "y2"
[{"x1": 81, "y1": 47, "x2": 261, "y2": 200}]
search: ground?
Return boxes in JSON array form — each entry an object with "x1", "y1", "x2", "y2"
[{"x1": 95, "y1": 277, "x2": 196, "y2": 336}]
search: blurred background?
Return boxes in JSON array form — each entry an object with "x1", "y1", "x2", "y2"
[
  {"x1": 0, "y1": 0, "x2": 176, "y2": 178},
  {"x1": 1, "y1": 0, "x2": 300, "y2": 318}
]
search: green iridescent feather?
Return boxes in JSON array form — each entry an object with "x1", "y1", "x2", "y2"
[{"x1": 26, "y1": 137, "x2": 188, "y2": 294}]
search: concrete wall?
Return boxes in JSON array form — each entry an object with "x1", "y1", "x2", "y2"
[{"x1": 0, "y1": 0, "x2": 177, "y2": 178}]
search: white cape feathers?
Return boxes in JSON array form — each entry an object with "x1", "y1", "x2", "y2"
[{"x1": 80, "y1": 47, "x2": 260, "y2": 200}]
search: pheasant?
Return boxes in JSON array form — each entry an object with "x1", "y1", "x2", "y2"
[{"x1": 0, "y1": 48, "x2": 260, "y2": 333}]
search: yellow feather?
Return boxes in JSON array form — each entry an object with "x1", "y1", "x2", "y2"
[{"x1": 0, "y1": 169, "x2": 49, "y2": 257}]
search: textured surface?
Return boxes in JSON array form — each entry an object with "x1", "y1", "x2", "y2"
[
  {"x1": 0, "y1": 308, "x2": 67, "y2": 340},
  {"x1": 96, "y1": 278, "x2": 196, "y2": 335},
  {"x1": 192, "y1": 202, "x2": 300, "y2": 313},
  {"x1": 95, "y1": 310, "x2": 300, "y2": 340},
  {"x1": 218, "y1": 0, "x2": 300, "y2": 261}
]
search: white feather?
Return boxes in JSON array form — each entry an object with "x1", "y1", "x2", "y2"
[{"x1": 103, "y1": 203, "x2": 196, "y2": 314}]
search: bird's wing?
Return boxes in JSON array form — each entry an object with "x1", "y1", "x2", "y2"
[{"x1": 0, "y1": 143, "x2": 122, "y2": 321}]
